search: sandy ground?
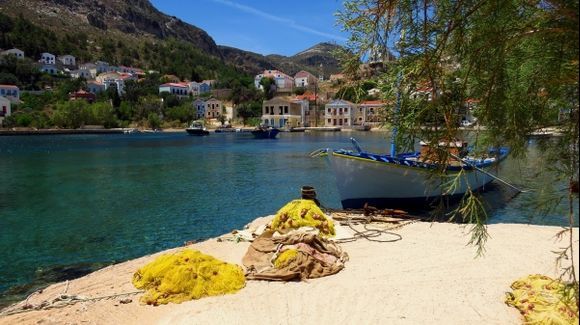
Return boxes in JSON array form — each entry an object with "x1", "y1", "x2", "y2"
[{"x1": 1, "y1": 215, "x2": 578, "y2": 325}]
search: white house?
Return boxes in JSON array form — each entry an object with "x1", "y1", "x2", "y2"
[
  {"x1": 0, "y1": 96, "x2": 11, "y2": 126},
  {"x1": 325, "y1": 99, "x2": 356, "y2": 127},
  {"x1": 1, "y1": 48, "x2": 24, "y2": 59},
  {"x1": 78, "y1": 63, "x2": 97, "y2": 79},
  {"x1": 159, "y1": 83, "x2": 189, "y2": 99},
  {"x1": 294, "y1": 70, "x2": 317, "y2": 88},
  {"x1": 40, "y1": 52, "x2": 56, "y2": 65},
  {"x1": 0, "y1": 84, "x2": 20, "y2": 102},
  {"x1": 254, "y1": 70, "x2": 294, "y2": 92},
  {"x1": 87, "y1": 81, "x2": 105, "y2": 94},
  {"x1": 58, "y1": 55, "x2": 76, "y2": 66},
  {"x1": 70, "y1": 69, "x2": 92, "y2": 79}
]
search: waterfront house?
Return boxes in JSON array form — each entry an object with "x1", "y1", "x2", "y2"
[
  {"x1": 294, "y1": 70, "x2": 317, "y2": 88},
  {"x1": 254, "y1": 70, "x2": 294, "y2": 92},
  {"x1": 204, "y1": 98, "x2": 223, "y2": 120},
  {"x1": 58, "y1": 55, "x2": 76, "y2": 66},
  {"x1": 0, "y1": 84, "x2": 20, "y2": 102},
  {"x1": 261, "y1": 97, "x2": 307, "y2": 128},
  {"x1": 0, "y1": 96, "x2": 11, "y2": 126},
  {"x1": 96, "y1": 72, "x2": 127, "y2": 95},
  {"x1": 324, "y1": 99, "x2": 355, "y2": 127},
  {"x1": 357, "y1": 100, "x2": 388, "y2": 126},
  {"x1": 159, "y1": 83, "x2": 189, "y2": 99},
  {"x1": 193, "y1": 98, "x2": 205, "y2": 119},
  {"x1": 69, "y1": 90, "x2": 96, "y2": 103},
  {"x1": 87, "y1": 81, "x2": 105, "y2": 94},
  {"x1": 1, "y1": 48, "x2": 24, "y2": 59},
  {"x1": 294, "y1": 92, "x2": 320, "y2": 127},
  {"x1": 39, "y1": 52, "x2": 56, "y2": 65}
]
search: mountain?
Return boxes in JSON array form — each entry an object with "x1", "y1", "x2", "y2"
[
  {"x1": 0, "y1": 0, "x2": 342, "y2": 76},
  {"x1": 220, "y1": 42, "x2": 342, "y2": 77}
]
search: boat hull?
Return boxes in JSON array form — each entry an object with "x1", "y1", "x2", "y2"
[
  {"x1": 251, "y1": 128, "x2": 280, "y2": 139},
  {"x1": 329, "y1": 152, "x2": 499, "y2": 209},
  {"x1": 186, "y1": 129, "x2": 210, "y2": 136}
]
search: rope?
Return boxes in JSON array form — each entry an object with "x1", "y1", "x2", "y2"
[
  {"x1": 332, "y1": 214, "x2": 404, "y2": 244},
  {"x1": 0, "y1": 290, "x2": 144, "y2": 317}
]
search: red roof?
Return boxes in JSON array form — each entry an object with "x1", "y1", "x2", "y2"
[
  {"x1": 295, "y1": 70, "x2": 313, "y2": 78},
  {"x1": 294, "y1": 91, "x2": 318, "y2": 101},
  {"x1": 466, "y1": 98, "x2": 480, "y2": 104},
  {"x1": 0, "y1": 84, "x2": 19, "y2": 89},
  {"x1": 160, "y1": 83, "x2": 188, "y2": 88}
]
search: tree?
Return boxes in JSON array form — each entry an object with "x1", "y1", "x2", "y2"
[
  {"x1": 236, "y1": 101, "x2": 262, "y2": 125},
  {"x1": 338, "y1": 0, "x2": 578, "y2": 292},
  {"x1": 259, "y1": 77, "x2": 276, "y2": 100}
]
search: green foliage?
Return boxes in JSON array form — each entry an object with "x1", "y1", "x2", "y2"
[
  {"x1": 259, "y1": 77, "x2": 276, "y2": 100},
  {"x1": 236, "y1": 101, "x2": 262, "y2": 125},
  {"x1": 147, "y1": 112, "x2": 161, "y2": 129},
  {"x1": 294, "y1": 87, "x2": 306, "y2": 95},
  {"x1": 164, "y1": 101, "x2": 195, "y2": 123}
]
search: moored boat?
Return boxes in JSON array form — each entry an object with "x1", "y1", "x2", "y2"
[
  {"x1": 318, "y1": 140, "x2": 509, "y2": 209},
  {"x1": 251, "y1": 126, "x2": 280, "y2": 139},
  {"x1": 186, "y1": 121, "x2": 210, "y2": 136}
]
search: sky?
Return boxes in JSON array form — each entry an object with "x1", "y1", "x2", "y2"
[{"x1": 150, "y1": 0, "x2": 350, "y2": 56}]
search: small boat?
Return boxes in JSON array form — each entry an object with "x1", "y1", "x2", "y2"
[
  {"x1": 251, "y1": 126, "x2": 280, "y2": 139},
  {"x1": 315, "y1": 139, "x2": 509, "y2": 209},
  {"x1": 186, "y1": 121, "x2": 209, "y2": 136}
]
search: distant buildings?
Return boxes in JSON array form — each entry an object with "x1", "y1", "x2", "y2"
[
  {"x1": 87, "y1": 81, "x2": 105, "y2": 94},
  {"x1": 261, "y1": 97, "x2": 308, "y2": 128},
  {"x1": 294, "y1": 70, "x2": 317, "y2": 88},
  {"x1": 69, "y1": 90, "x2": 96, "y2": 103},
  {"x1": 159, "y1": 83, "x2": 189, "y2": 99},
  {"x1": 1, "y1": 48, "x2": 24, "y2": 59},
  {"x1": 0, "y1": 96, "x2": 11, "y2": 126},
  {"x1": 324, "y1": 99, "x2": 355, "y2": 127},
  {"x1": 0, "y1": 84, "x2": 20, "y2": 102},
  {"x1": 57, "y1": 55, "x2": 76, "y2": 66},
  {"x1": 204, "y1": 98, "x2": 223, "y2": 119},
  {"x1": 40, "y1": 52, "x2": 56, "y2": 65},
  {"x1": 357, "y1": 100, "x2": 388, "y2": 126},
  {"x1": 193, "y1": 98, "x2": 205, "y2": 119},
  {"x1": 254, "y1": 70, "x2": 294, "y2": 92}
]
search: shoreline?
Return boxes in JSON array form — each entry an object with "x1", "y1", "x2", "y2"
[{"x1": 1, "y1": 215, "x2": 577, "y2": 324}]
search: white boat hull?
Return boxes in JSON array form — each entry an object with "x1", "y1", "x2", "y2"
[{"x1": 328, "y1": 152, "x2": 497, "y2": 209}]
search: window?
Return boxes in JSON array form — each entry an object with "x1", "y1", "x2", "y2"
[
  {"x1": 284, "y1": 106, "x2": 288, "y2": 114},
  {"x1": 327, "y1": 119, "x2": 331, "y2": 123},
  {"x1": 345, "y1": 108, "x2": 348, "y2": 113}
]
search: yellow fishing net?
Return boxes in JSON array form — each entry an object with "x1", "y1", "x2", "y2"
[
  {"x1": 505, "y1": 274, "x2": 578, "y2": 324},
  {"x1": 270, "y1": 199, "x2": 335, "y2": 237},
  {"x1": 274, "y1": 249, "x2": 299, "y2": 269},
  {"x1": 132, "y1": 249, "x2": 246, "y2": 305}
]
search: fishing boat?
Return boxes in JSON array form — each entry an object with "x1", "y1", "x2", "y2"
[
  {"x1": 251, "y1": 126, "x2": 280, "y2": 139},
  {"x1": 186, "y1": 121, "x2": 209, "y2": 136},
  {"x1": 314, "y1": 139, "x2": 509, "y2": 209}
]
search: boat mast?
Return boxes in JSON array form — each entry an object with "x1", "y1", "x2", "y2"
[{"x1": 390, "y1": 72, "x2": 402, "y2": 156}]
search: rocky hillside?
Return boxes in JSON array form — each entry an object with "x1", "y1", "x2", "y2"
[{"x1": 0, "y1": 0, "x2": 342, "y2": 75}]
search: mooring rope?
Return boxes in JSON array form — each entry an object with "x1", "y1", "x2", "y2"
[{"x1": 0, "y1": 290, "x2": 144, "y2": 317}]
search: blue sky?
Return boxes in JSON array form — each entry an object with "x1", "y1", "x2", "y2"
[{"x1": 150, "y1": 0, "x2": 349, "y2": 56}]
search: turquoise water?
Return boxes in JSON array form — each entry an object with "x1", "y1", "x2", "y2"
[{"x1": 0, "y1": 132, "x2": 577, "y2": 306}]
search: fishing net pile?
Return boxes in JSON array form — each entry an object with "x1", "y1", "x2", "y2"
[
  {"x1": 243, "y1": 231, "x2": 348, "y2": 281},
  {"x1": 270, "y1": 199, "x2": 335, "y2": 237},
  {"x1": 505, "y1": 274, "x2": 578, "y2": 324},
  {"x1": 132, "y1": 249, "x2": 245, "y2": 305}
]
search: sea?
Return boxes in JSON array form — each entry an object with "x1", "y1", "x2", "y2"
[{"x1": 0, "y1": 131, "x2": 578, "y2": 307}]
